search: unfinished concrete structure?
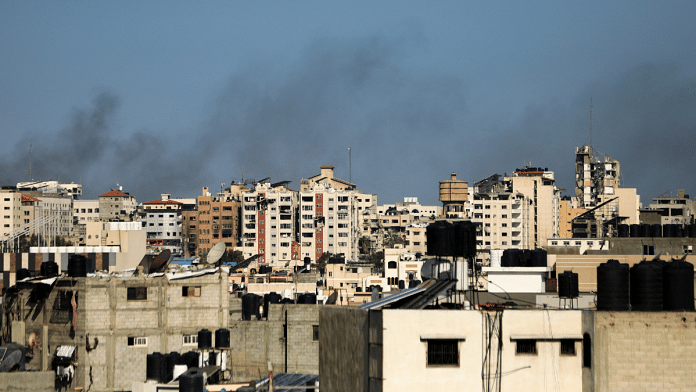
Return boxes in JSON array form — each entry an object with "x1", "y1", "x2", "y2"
[{"x1": 2, "y1": 269, "x2": 320, "y2": 391}]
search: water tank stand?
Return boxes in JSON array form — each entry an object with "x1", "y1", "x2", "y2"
[{"x1": 558, "y1": 297, "x2": 578, "y2": 309}]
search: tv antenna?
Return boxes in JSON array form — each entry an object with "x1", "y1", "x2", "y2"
[{"x1": 589, "y1": 98, "x2": 593, "y2": 148}]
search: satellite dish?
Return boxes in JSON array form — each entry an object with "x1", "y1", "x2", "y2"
[{"x1": 208, "y1": 242, "x2": 226, "y2": 265}]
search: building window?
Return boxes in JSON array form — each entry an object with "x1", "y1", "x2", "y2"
[
  {"x1": 183, "y1": 334, "x2": 198, "y2": 345},
  {"x1": 516, "y1": 339, "x2": 537, "y2": 355},
  {"x1": 560, "y1": 339, "x2": 576, "y2": 355},
  {"x1": 583, "y1": 334, "x2": 592, "y2": 368},
  {"x1": 182, "y1": 286, "x2": 201, "y2": 297},
  {"x1": 643, "y1": 245, "x2": 655, "y2": 256},
  {"x1": 313, "y1": 325, "x2": 319, "y2": 341},
  {"x1": 427, "y1": 339, "x2": 459, "y2": 366},
  {"x1": 127, "y1": 337, "x2": 147, "y2": 347},
  {"x1": 127, "y1": 287, "x2": 147, "y2": 300}
]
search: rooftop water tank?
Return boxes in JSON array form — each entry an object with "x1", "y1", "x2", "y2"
[
  {"x1": 663, "y1": 260, "x2": 695, "y2": 311},
  {"x1": 596, "y1": 260, "x2": 629, "y2": 311},
  {"x1": 630, "y1": 260, "x2": 663, "y2": 311}
]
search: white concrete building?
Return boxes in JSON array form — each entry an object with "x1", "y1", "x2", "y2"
[
  {"x1": 321, "y1": 308, "x2": 591, "y2": 392},
  {"x1": 141, "y1": 194, "x2": 184, "y2": 255},
  {"x1": 240, "y1": 182, "x2": 299, "y2": 268}
]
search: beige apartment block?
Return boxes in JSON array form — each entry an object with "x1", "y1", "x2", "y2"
[
  {"x1": 98, "y1": 189, "x2": 138, "y2": 221},
  {"x1": 507, "y1": 167, "x2": 561, "y2": 248},
  {"x1": 182, "y1": 186, "x2": 241, "y2": 259}
]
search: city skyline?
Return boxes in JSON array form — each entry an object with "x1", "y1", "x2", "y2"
[{"x1": 1, "y1": 2, "x2": 695, "y2": 204}]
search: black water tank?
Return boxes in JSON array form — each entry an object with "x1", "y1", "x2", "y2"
[
  {"x1": 617, "y1": 224, "x2": 629, "y2": 238},
  {"x1": 146, "y1": 352, "x2": 165, "y2": 381},
  {"x1": 558, "y1": 271, "x2": 579, "y2": 298},
  {"x1": 630, "y1": 260, "x2": 663, "y2": 311},
  {"x1": 596, "y1": 260, "x2": 630, "y2": 311},
  {"x1": 398, "y1": 280, "x2": 405, "y2": 290},
  {"x1": 640, "y1": 224, "x2": 652, "y2": 238},
  {"x1": 215, "y1": 328, "x2": 230, "y2": 349},
  {"x1": 629, "y1": 224, "x2": 640, "y2": 238},
  {"x1": 650, "y1": 224, "x2": 662, "y2": 238},
  {"x1": 298, "y1": 293, "x2": 317, "y2": 304},
  {"x1": 501, "y1": 249, "x2": 522, "y2": 267},
  {"x1": 427, "y1": 221, "x2": 453, "y2": 256},
  {"x1": 518, "y1": 250, "x2": 533, "y2": 267},
  {"x1": 263, "y1": 292, "x2": 282, "y2": 318},
  {"x1": 674, "y1": 225, "x2": 684, "y2": 238},
  {"x1": 242, "y1": 293, "x2": 261, "y2": 320},
  {"x1": 689, "y1": 223, "x2": 696, "y2": 238},
  {"x1": 530, "y1": 249, "x2": 547, "y2": 267},
  {"x1": 41, "y1": 261, "x2": 59, "y2": 277},
  {"x1": 663, "y1": 260, "x2": 695, "y2": 311},
  {"x1": 163, "y1": 352, "x2": 179, "y2": 382},
  {"x1": 197, "y1": 329, "x2": 212, "y2": 349},
  {"x1": 179, "y1": 370, "x2": 205, "y2": 392},
  {"x1": 68, "y1": 255, "x2": 88, "y2": 277},
  {"x1": 663, "y1": 224, "x2": 674, "y2": 237},
  {"x1": 356, "y1": 287, "x2": 363, "y2": 293},
  {"x1": 16, "y1": 268, "x2": 31, "y2": 281},
  {"x1": 280, "y1": 297, "x2": 295, "y2": 304},
  {"x1": 453, "y1": 221, "x2": 477, "y2": 258},
  {"x1": 179, "y1": 351, "x2": 199, "y2": 368}
]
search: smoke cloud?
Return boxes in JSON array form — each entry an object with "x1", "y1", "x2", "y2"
[{"x1": 1, "y1": 37, "x2": 694, "y2": 206}]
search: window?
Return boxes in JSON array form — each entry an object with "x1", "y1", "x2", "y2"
[
  {"x1": 313, "y1": 325, "x2": 319, "y2": 341},
  {"x1": 182, "y1": 286, "x2": 201, "y2": 297},
  {"x1": 183, "y1": 334, "x2": 198, "y2": 345},
  {"x1": 127, "y1": 287, "x2": 147, "y2": 300},
  {"x1": 643, "y1": 245, "x2": 655, "y2": 256},
  {"x1": 583, "y1": 333, "x2": 592, "y2": 368},
  {"x1": 516, "y1": 339, "x2": 537, "y2": 355},
  {"x1": 427, "y1": 340, "x2": 459, "y2": 366},
  {"x1": 127, "y1": 337, "x2": 147, "y2": 347},
  {"x1": 560, "y1": 339, "x2": 576, "y2": 356}
]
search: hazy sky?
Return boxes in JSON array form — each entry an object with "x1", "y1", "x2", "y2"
[{"x1": 1, "y1": 2, "x2": 695, "y2": 205}]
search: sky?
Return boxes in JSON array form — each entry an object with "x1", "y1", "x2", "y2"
[{"x1": 1, "y1": 2, "x2": 695, "y2": 206}]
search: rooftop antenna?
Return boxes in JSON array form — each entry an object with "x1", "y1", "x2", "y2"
[
  {"x1": 29, "y1": 142, "x2": 33, "y2": 181},
  {"x1": 589, "y1": 98, "x2": 593, "y2": 149},
  {"x1": 348, "y1": 147, "x2": 352, "y2": 184}
]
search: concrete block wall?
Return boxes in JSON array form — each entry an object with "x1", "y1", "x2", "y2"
[{"x1": 594, "y1": 311, "x2": 696, "y2": 391}]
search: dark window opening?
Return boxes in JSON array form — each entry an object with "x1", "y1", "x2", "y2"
[
  {"x1": 516, "y1": 339, "x2": 537, "y2": 355},
  {"x1": 427, "y1": 339, "x2": 459, "y2": 366},
  {"x1": 583, "y1": 334, "x2": 592, "y2": 368},
  {"x1": 312, "y1": 325, "x2": 319, "y2": 341},
  {"x1": 182, "y1": 286, "x2": 201, "y2": 297},
  {"x1": 560, "y1": 339, "x2": 576, "y2": 355},
  {"x1": 127, "y1": 287, "x2": 147, "y2": 301}
]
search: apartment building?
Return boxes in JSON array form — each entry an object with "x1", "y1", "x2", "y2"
[
  {"x1": 239, "y1": 182, "x2": 299, "y2": 268},
  {"x1": 298, "y1": 182, "x2": 358, "y2": 263},
  {"x1": 1, "y1": 190, "x2": 73, "y2": 248},
  {"x1": 641, "y1": 189, "x2": 694, "y2": 225},
  {"x1": 508, "y1": 167, "x2": 561, "y2": 248},
  {"x1": 182, "y1": 187, "x2": 241, "y2": 259},
  {"x1": 575, "y1": 144, "x2": 621, "y2": 208},
  {"x1": 98, "y1": 189, "x2": 138, "y2": 221},
  {"x1": 141, "y1": 194, "x2": 185, "y2": 255}
]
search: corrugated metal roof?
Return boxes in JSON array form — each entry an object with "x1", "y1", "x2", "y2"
[
  {"x1": 56, "y1": 345, "x2": 75, "y2": 357},
  {"x1": 256, "y1": 373, "x2": 319, "y2": 392},
  {"x1": 356, "y1": 287, "x2": 425, "y2": 310}
]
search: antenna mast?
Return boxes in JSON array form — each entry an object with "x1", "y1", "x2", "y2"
[
  {"x1": 589, "y1": 98, "x2": 593, "y2": 149},
  {"x1": 29, "y1": 143, "x2": 33, "y2": 181},
  {"x1": 348, "y1": 147, "x2": 352, "y2": 184}
]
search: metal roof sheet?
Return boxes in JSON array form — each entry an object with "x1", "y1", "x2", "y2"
[{"x1": 356, "y1": 287, "x2": 425, "y2": 310}]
